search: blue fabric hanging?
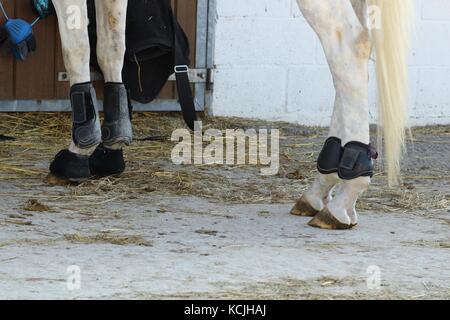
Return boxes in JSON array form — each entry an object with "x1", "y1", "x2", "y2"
[
  {"x1": 3, "y1": 18, "x2": 36, "y2": 60},
  {"x1": 0, "y1": 0, "x2": 53, "y2": 61}
]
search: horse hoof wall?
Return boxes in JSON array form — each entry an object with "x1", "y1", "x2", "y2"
[
  {"x1": 45, "y1": 174, "x2": 83, "y2": 186},
  {"x1": 290, "y1": 196, "x2": 319, "y2": 217},
  {"x1": 308, "y1": 208, "x2": 353, "y2": 230}
]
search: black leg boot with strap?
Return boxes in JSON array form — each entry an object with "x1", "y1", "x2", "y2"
[
  {"x1": 50, "y1": 82, "x2": 101, "y2": 182},
  {"x1": 90, "y1": 83, "x2": 133, "y2": 177}
]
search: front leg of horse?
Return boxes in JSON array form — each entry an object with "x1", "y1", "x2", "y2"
[
  {"x1": 88, "y1": 0, "x2": 132, "y2": 177},
  {"x1": 294, "y1": 0, "x2": 374, "y2": 229},
  {"x1": 50, "y1": 0, "x2": 101, "y2": 182}
]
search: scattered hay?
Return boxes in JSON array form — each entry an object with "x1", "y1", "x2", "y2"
[
  {"x1": 285, "y1": 169, "x2": 309, "y2": 180},
  {"x1": 8, "y1": 214, "x2": 27, "y2": 219},
  {"x1": 401, "y1": 240, "x2": 450, "y2": 249},
  {"x1": 64, "y1": 233, "x2": 152, "y2": 247},
  {"x1": 318, "y1": 277, "x2": 341, "y2": 287},
  {"x1": 23, "y1": 199, "x2": 51, "y2": 212},
  {"x1": 2, "y1": 219, "x2": 33, "y2": 226},
  {"x1": 411, "y1": 125, "x2": 450, "y2": 136},
  {"x1": 195, "y1": 229, "x2": 219, "y2": 236},
  {"x1": 0, "y1": 112, "x2": 449, "y2": 213},
  {"x1": 0, "y1": 238, "x2": 58, "y2": 248},
  {"x1": 258, "y1": 210, "x2": 271, "y2": 217}
]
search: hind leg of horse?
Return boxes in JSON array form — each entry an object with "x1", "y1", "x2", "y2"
[
  {"x1": 290, "y1": 173, "x2": 338, "y2": 217},
  {"x1": 294, "y1": 0, "x2": 372, "y2": 228}
]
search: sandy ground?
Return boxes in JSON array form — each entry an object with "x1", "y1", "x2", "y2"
[{"x1": 0, "y1": 113, "x2": 449, "y2": 300}]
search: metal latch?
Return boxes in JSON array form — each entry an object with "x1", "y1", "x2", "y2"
[{"x1": 168, "y1": 68, "x2": 211, "y2": 84}]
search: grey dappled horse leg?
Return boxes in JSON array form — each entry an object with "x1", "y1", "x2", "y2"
[{"x1": 296, "y1": 0, "x2": 371, "y2": 228}]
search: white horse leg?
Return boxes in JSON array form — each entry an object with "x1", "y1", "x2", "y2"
[
  {"x1": 93, "y1": 0, "x2": 132, "y2": 151},
  {"x1": 49, "y1": 0, "x2": 103, "y2": 181},
  {"x1": 53, "y1": 0, "x2": 101, "y2": 156},
  {"x1": 291, "y1": 173, "x2": 338, "y2": 217},
  {"x1": 86, "y1": 0, "x2": 131, "y2": 177},
  {"x1": 52, "y1": 0, "x2": 90, "y2": 86},
  {"x1": 296, "y1": 0, "x2": 371, "y2": 229},
  {"x1": 94, "y1": 0, "x2": 128, "y2": 83}
]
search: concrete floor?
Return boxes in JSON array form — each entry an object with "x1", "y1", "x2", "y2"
[
  {"x1": 0, "y1": 114, "x2": 449, "y2": 299},
  {"x1": 0, "y1": 193, "x2": 449, "y2": 299}
]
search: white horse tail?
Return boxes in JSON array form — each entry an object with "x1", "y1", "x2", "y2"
[{"x1": 369, "y1": 0, "x2": 413, "y2": 185}]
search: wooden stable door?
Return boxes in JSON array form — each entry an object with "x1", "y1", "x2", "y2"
[{"x1": 0, "y1": 0, "x2": 197, "y2": 101}]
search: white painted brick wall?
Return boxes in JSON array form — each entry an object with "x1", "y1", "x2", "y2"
[{"x1": 209, "y1": 0, "x2": 450, "y2": 126}]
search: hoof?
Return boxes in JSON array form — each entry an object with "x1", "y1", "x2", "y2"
[
  {"x1": 290, "y1": 196, "x2": 319, "y2": 217},
  {"x1": 45, "y1": 174, "x2": 81, "y2": 186},
  {"x1": 308, "y1": 208, "x2": 353, "y2": 230},
  {"x1": 89, "y1": 144, "x2": 126, "y2": 177}
]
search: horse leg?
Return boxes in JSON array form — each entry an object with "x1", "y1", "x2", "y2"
[
  {"x1": 295, "y1": 0, "x2": 372, "y2": 229},
  {"x1": 290, "y1": 173, "x2": 338, "y2": 217},
  {"x1": 88, "y1": 0, "x2": 132, "y2": 177},
  {"x1": 94, "y1": 0, "x2": 128, "y2": 84},
  {"x1": 50, "y1": 0, "x2": 101, "y2": 181},
  {"x1": 52, "y1": 0, "x2": 90, "y2": 86}
]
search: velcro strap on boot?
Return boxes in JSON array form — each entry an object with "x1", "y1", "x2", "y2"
[
  {"x1": 69, "y1": 82, "x2": 101, "y2": 149},
  {"x1": 103, "y1": 83, "x2": 127, "y2": 122},
  {"x1": 70, "y1": 91, "x2": 88, "y2": 124},
  {"x1": 317, "y1": 137, "x2": 343, "y2": 174},
  {"x1": 338, "y1": 141, "x2": 377, "y2": 180}
]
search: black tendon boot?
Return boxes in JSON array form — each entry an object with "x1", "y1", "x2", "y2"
[
  {"x1": 101, "y1": 83, "x2": 133, "y2": 147},
  {"x1": 50, "y1": 83, "x2": 101, "y2": 181},
  {"x1": 89, "y1": 83, "x2": 132, "y2": 177}
]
